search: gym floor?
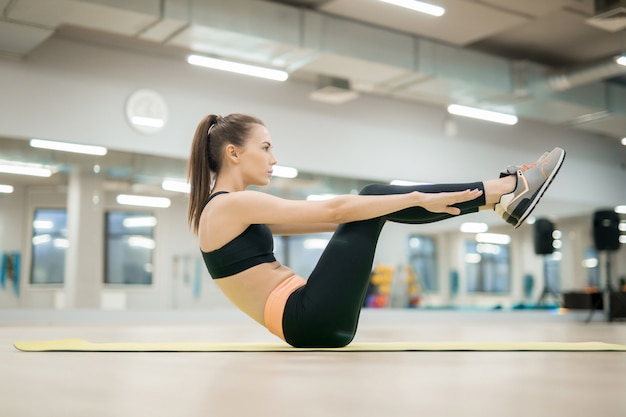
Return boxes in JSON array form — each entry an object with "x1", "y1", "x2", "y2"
[{"x1": 2, "y1": 309, "x2": 625, "y2": 417}]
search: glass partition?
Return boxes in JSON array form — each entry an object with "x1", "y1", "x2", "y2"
[
  {"x1": 30, "y1": 209, "x2": 67, "y2": 284},
  {"x1": 105, "y1": 211, "x2": 155, "y2": 285}
]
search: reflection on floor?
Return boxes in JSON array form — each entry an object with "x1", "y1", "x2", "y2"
[{"x1": 2, "y1": 309, "x2": 625, "y2": 417}]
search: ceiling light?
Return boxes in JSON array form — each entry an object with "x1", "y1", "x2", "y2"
[
  {"x1": 30, "y1": 139, "x2": 107, "y2": 156},
  {"x1": 582, "y1": 258, "x2": 598, "y2": 269},
  {"x1": 128, "y1": 236, "x2": 156, "y2": 249},
  {"x1": 615, "y1": 205, "x2": 626, "y2": 214},
  {"x1": 476, "y1": 233, "x2": 511, "y2": 245},
  {"x1": 187, "y1": 55, "x2": 288, "y2": 82},
  {"x1": 0, "y1": 184, "x2": 14, "y2": 193},
  {"x1": 460, "y1": 222, "x2": 488, "y2": 233},
  {"x1": 621, "y1": 137, "x2": 626, "y2": 146},
  {"x1": 32, "y1": 234, "x2": 52, "y2": 245},
  {"x1": 476, "y1": 243, "x2": 501, "y2": 255},
  {"x1": 116, "y1": 194, "x2": 171, "y2": 208},
  {"x1": 123, "y1": 217, "x2": 157, "y2": 228},
  {"x1": 0, "y1": 161, "x2": 52, "y2": 177},
  {"x1": 464, "y1": 253, "x2": 482, "y2": 264},
  {"x1": 162, "y1": 179, "x2": 190, "y2": 193},
  {"x1": 378, "y1": 0, "x2": 445, "y2": 17},
  {"x1": 53, "y1": 238, "x2": 70, "y2": 249},
  {"x1": 447, "y1": 104, "x2": 518, "y2": 125},
  {"x1": 33, "y1": 220, "x2": 54, "y2": 230},
  {"x1": 272, "y1": 165, "x2": 298, "y2": 178},
  {"x1": 616, "y1": 55, "x2": 626, "y2": 66}
]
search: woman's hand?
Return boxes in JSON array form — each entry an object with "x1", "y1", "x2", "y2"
[{"x1": 415, "y1": 189, "x2": 483, "y2": 215}]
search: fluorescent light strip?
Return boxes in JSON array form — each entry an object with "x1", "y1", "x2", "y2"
[
  {"x1": 53, "y1": 238, "x2": 70, "y2": 249},
  {"x1": 460, "y1": 222, "x2": 488, "y2": 233},
  {"x1": 128, "y1": 236, "x2": 156, "y2": 250},
  {"x1": 272, "y1": 165, "x2": 298, "y2": 178},
  {"x1": 116, "y1": 194, "x2": 171, "y2": 208},
  {"x1": 0, "y1": 161, "x2": 52, "y2": 177},
  {"x1": 378, "y1": 0, "x2": 445, "y2": 16},
  {"x1": 448, "y1": 104, "x2": 518, "y2": 125},
  {"x1": 32, "y1": 234, "x2": 51, "y2": 245},
  {"x1": 162, "y1": 179, "x2": 190, "y2": 193},
  {"x1": 476, "y1": 233, "x2": 511, "y2": 245},
  {"x1": 123, "y1": 217, "x2": 157, "y2": 228},
  {"x1": 0, "y1": 184, "x2": 14, "y2": 193},
  {"x1": 33, "y1": 220, "x2": 54, "y2": 230},
  {"x1": 616, "y1": 55, "x2": 626, "y2": 66},
  {"x1": 30, "y1": 139, "x2": 107, "y2": 156},
  {"x1": 187, "y1": 55, "x2": 288, "y2": 82}
]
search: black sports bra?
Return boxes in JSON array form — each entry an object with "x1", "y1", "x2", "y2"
[{"x1": 200, "y1": 191, "x2": 276, "y2": 279}]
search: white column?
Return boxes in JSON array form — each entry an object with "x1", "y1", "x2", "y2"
[{"x1": 64, "y1": 169, "x2": 104, "y2": 308}]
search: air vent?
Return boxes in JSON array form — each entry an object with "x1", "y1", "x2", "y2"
[{"x1": 309, "y1": 76, "x2": 359, "y2": 104}]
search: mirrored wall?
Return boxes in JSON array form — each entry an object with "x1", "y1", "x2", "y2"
[{"x1": 0, "y1": 136, "x2": 623, "y2": 311}]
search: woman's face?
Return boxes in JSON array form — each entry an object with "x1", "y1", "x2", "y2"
[{"x1": 238, "y1": 123, "x2": 277, "y2": 187}]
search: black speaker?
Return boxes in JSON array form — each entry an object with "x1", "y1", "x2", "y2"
[
  {"x1": 593, "y1": 210, "x2": 620, "y2": 251},
  {"x1": 534, "y1": 218, "x2": 554, "y2": 255}
]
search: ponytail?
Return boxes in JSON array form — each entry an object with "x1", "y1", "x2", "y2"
[
  {"x1": 187, "y1": 113, "x2": 265, "y2": 234},
  {"x1": 187, "y1": 114, "x2": 216, "y2": 235}
]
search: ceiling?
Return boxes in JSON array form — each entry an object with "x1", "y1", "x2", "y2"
[{"x1": 0, "y1": 0, "x2": 626, "y2": 143}]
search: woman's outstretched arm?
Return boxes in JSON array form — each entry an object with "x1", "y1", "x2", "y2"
[{"x1": 213, "y1": 188, "x2": 483, "y2": 229}]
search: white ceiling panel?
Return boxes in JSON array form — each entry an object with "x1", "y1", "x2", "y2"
[
  {"x1": 0, "y1": 21, "x2": 53, "y2": 55},
  {"x1": 168, "y1": 25, "x2": 306, "y2": 66},
  {"x1": 9, "y1": 0, "x2": 159, "y2": 36},
  {"x1": 320, "y1": 0, "x2": 529, "y2": 46},
  {"x1": 138, "y1": 19, "x2": 187, "y2": 43},
  {"x1": 574, "y1": 115, "x2": 626, "y2": 137},
  {"x1": 473, "y1": 9, "x2": 621, "y2": 64},
  {"x1": 480, "y1": 0, "x2": 570, "y2": 17},
  {"x1": 512, "y1": 99, "x2": 608, "y2": 124},
  {"x1": 300, "y1": 53, "x2": 414, "y2": 85},
  {"x1": 403, "y1": 77, "x2": 511, "y2": 104}
]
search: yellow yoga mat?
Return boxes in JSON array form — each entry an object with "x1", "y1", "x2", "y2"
[{"x1": 13, "y1": 339, "x2": 626, "y2": 352}]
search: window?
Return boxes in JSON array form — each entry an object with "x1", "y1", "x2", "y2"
[
  {"x1": 465, "y1": 241, "x2": 510, "y2": 293},
  {"x1": 407, "y1": 235, "x2": 438, "y2": 292},
  {"x1": 282, "y1": 233, "x2": 332, "y2": 279},
  {"x1": 31, "y1": 209, "x2": 68, "y2": 284},
  {"x1": 105, "y1": 212, "x2": 155, "y2": 285},
  {"x1": 544, "y1": 252, "x2": 562, "y2": 293},
  {"x1": 583, "y1": 247, "x2": 600, "y2": 288}
]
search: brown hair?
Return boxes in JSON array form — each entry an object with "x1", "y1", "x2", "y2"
[{"x1": 187, "y1": 113, "x2": 265, "y2": 234}]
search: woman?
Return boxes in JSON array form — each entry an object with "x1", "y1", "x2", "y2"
[{"x1": 187, "y1": 113, "x2": 565, "y2": 348}]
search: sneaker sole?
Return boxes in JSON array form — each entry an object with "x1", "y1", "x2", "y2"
[{"x1": 511, "y1": 149, "x2": 566, "y2": 229}]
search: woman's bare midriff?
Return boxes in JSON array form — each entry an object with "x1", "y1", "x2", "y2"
[{"x1": 213, "y1": 261, "x2": 296, "y2": 326}]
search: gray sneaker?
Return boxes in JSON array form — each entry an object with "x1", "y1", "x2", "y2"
[{"x1": 495, "y1": 147, "x2": 566, "y2": 228}]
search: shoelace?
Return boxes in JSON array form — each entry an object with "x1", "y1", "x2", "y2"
[{"x1": 518, "y1": 162, "x2": 537, "y2": 172}]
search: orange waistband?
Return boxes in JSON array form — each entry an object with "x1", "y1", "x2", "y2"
[{"x1": 263, "y1": 275, "x2": 306, "y2": 341}]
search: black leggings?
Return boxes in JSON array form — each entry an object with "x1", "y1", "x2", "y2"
[{"x1": 282, "y1": 182, "x2": 486, "y2": 348}]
